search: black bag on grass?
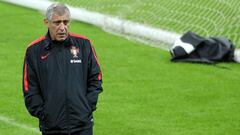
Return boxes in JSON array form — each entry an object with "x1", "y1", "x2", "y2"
[{"x1": 170, "y1": 31, "x2": 235, "y2": 64}]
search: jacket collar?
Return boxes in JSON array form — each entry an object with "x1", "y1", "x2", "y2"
[{"x1": 44, "y1": 31, "x2": 74, "y2": 50}]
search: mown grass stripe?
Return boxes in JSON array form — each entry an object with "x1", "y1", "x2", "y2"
[{"x1": 0, "y1": 115, "x2": 40, "y2": 134}]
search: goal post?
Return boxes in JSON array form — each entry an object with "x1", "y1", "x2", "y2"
[
  {"x1": 4, "y1": 0, "x2": 240, "y2": 49},
  {"x1": 3, "y1": 0, "x2": 180, "y2": 50},
  {"x1": 49, "y1": 0, "x2": 240, "y2": 48}
]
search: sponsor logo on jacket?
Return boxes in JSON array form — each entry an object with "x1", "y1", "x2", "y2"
[{"x1": 70, "y1": 59, "x2": 81, "y2": 63}]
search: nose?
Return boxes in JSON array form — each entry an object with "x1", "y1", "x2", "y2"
[{"x1": 59, "y1": 22, "x2": 65, "y2": 31}]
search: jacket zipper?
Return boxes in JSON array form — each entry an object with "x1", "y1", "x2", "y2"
[
  {"x1": 57, "y1": 47, "x2": 71, "y2": 135},
  {"x1": 66, "y1": 95, "x2": 70, "y2": 135},
  {"x1": 64, "y1": 48, "x2": 71, "y2": 135}
]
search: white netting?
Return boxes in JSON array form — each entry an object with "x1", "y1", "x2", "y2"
[{"x1": 51, "y1": 0, "x2": 240, "y2": 47}]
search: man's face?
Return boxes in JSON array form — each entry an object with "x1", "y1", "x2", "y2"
[{"x1": 44, "y1": 13, "x2": 70, "y2": 41}]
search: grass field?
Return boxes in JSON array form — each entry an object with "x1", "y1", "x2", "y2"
[
  {"x1": 53, "y1": 0, "x2": 240, "y2": 47},
  {"x1": 0, "y1": 1, "x2": 240, "y2": 135}
]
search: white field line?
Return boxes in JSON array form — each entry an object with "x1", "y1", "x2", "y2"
[
  {"x1": 0, "y1": 115, "x2": 40, "y2": 134},
  {"x1": 3, "y1": 0, "x2": 180, "y2": 49}
]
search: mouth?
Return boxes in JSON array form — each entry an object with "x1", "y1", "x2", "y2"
[
  {"x1": 55, "y1": 33, "x2": 67, "y2": 41},
  {"x1": 57, "y1": 33, "x2": 66, "y2": 36},
  {"x1": 57, "y1": 33, "x2": 67, "y2": 39}
]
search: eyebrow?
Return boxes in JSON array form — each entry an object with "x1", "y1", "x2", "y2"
[
  {"x1": 52, "y1": 19, "x2": 70, "y2": 22},
  {"x1": 51, "y1": 20, "x2": 70, "y2": 25}
]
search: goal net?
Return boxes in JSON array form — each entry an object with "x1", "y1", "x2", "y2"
[{"x1": 51, "y1": 0, "x2": 240, "y2": 47}]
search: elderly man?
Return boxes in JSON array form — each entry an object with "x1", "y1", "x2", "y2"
[{"x1": 23, "y1": 3, "x2": 103, "y2": 135}]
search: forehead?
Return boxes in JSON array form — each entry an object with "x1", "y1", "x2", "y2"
[{"x1": 51, "y1": 13, "x2": 70, "y2": 21}]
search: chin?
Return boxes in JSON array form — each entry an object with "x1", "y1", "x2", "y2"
[
  {"x1": 56, "y1": 37, "x2": 67, "y2": 41},
  {"x1": 58, "y1": 39, "x2": 65, "y2": 41}
]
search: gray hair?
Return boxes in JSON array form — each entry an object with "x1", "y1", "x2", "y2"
[{"x1": 45, "y1": 3, "x2": 71, "y2": 20}]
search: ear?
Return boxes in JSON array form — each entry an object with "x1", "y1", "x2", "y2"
[{"x1": 44, "y1": 19, "x2": 49, "y2": 27}]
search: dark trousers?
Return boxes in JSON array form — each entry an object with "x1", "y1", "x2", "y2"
[{"x1": 42, "y1": 127, "x2": 93, "y2": 135}]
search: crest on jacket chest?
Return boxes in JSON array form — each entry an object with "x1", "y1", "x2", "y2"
[
  {"x1": 70, "y1": 46, "x2": 81, "y2": 64},
  {"x1": 70, "y1": 46, "x2": 79, "y2": 58}
]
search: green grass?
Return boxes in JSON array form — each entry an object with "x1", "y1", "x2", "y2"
[
  {"x1": 53, "y1": 0, "x2": 240, "y2": 47},
  {"x1": 1, "y1": 2, "x2": 240, "y2": 135}
]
